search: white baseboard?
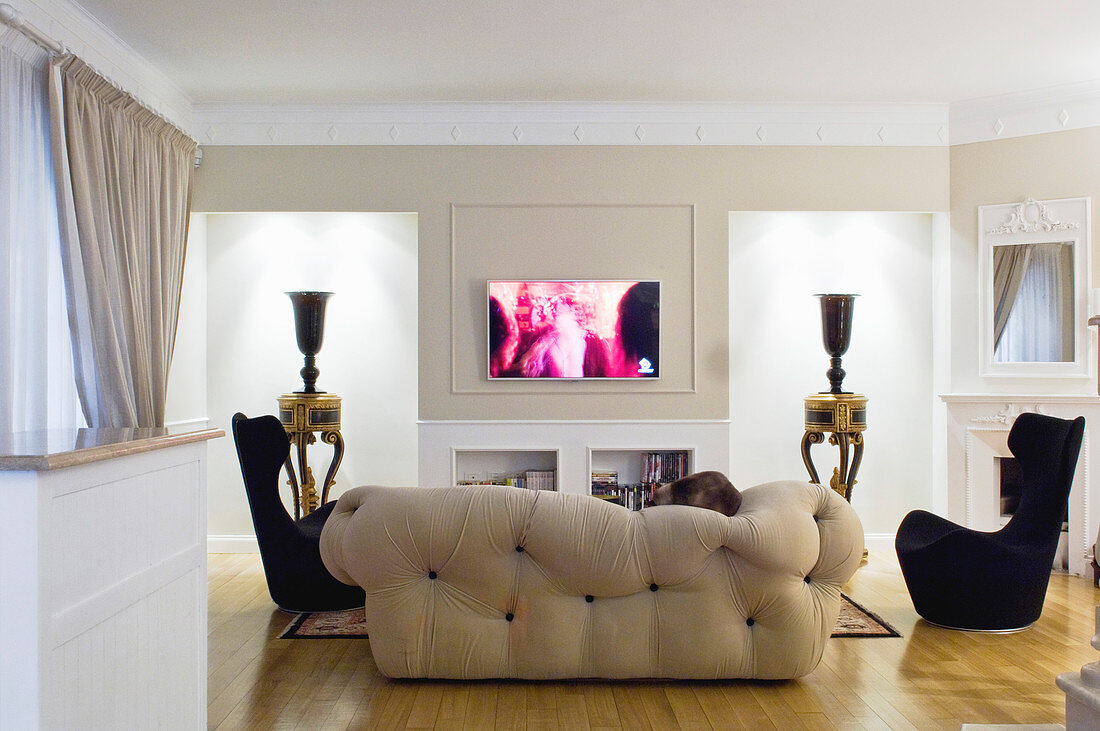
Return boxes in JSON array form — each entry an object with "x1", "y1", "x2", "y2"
[
  {"x1": 208, "y1": 535, "x2": 259, "y2": 553},
  {"x1": 864, "y1": 534, "x2": 896, "y2": 553}
]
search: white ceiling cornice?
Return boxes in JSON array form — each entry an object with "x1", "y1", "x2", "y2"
[
  {"x1": 193, "y1": 86, "x2": 1100, "y2": 147},
  {"x1": 193, "y1": 101, "x2": 950, "y2": 147},
  {"x1": 950, "y1": 80, "x2": 1100, "y2": 146},
  {"x1": 14, "y1": 0, "x2": 193, "y2": 133}
]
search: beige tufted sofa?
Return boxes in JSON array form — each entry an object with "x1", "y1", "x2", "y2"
[{"x1": 320, "y1": 480, "x2": 864, "y2": 680}]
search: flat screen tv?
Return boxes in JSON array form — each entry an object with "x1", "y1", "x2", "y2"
[{"x1": 488, "y1": 280, "x2": 660, "y2": 380}]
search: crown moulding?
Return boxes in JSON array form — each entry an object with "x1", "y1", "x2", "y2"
[
  {"x1": 193, "y1": 87, "x2": 1100, "y2": 147},
  {"x1": 193, "y1": 102, "x2": 951, "y2": 147},
  {"x1": 949, "y1": 79, "x2": 1100, "y2": 146}
]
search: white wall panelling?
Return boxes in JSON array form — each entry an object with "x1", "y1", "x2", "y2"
[{"x1": 0, "y1": 440, "x2": 210, "y2": 729}]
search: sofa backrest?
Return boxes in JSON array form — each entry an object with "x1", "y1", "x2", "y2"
[{"x1": 321, "y1": 480, "x2": 864, "y2": 679}]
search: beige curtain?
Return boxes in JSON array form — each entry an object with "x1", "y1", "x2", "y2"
[
  {"x1": 48, "y1": 55, "x2": 196, "y2": 427},
  {"x1": 992, "y1": 244, "x2": 1032, "y2": 352}
]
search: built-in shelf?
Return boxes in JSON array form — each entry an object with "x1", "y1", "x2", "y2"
[
  {"x1": 452, "y1": 448, "x2": 558, "y2": 491},
  {"x1": 588, "y1": 447, "x2": 693, "y2": 499},
  {"x1": 419, "y1": 420, "x2": 729, "y2": 496}
]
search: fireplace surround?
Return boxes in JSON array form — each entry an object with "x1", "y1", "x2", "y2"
[{"x1": 942, "y1": 395, "x2": 1098, "y2": 576}]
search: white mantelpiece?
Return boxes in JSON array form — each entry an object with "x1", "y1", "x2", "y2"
[{"x1": 942, "y1": 394, "x2": 1100, "y2": 577}]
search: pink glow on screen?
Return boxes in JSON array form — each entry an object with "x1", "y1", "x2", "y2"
[{"x1": 488, "y1": 280, "x2": 659, "y2": 379}]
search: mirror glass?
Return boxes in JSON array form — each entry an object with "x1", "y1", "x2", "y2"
[
  {"x1": 978, "y1": 196, "x2": 1090, "y2": 378},
  {"x1": 992, "y1": 241, "x2": 1074, "y2": 363}
]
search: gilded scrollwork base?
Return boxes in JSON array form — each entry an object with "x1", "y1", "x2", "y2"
[
  {"x1": 800, "y1": 431, "x2": 826, "y2": 485},
  {"x1": 319, "y1": 430, "x2": 345, "y2": 506},
  {"x1": 801, "y1": 393, "x2": 867, "y2": 504},
  {"x1": 277, "y1": 392, "x2": 343, "y2": 518}
]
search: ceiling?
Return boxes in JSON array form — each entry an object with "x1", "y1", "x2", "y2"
[{"x1": 73, "y1": 0, "x2": 1100, "y2": 106}]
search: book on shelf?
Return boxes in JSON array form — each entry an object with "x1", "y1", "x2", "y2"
[
  {"x1": 591, "y1": 469, "x2": 619, "y2": 495},
  {"x1": 525, "y1": 470, "x2": 556, "y2": 491},
  {"x1": 591, "y1": 469, "x2": 618, "y2": 484},
  {"x1": 457, "y1": 469, "x2": 555, "y2": 491},
  {"x1": 640, "y1": 451, "x2": 690, "y2": 490}
]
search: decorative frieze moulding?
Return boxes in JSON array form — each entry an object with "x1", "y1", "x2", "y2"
[
  {"x1": 984, "y1": 197, "x2": 1079, "y2": 236},
  {"x1": 969, "y1": 402, "x2": 1051, "y2": 425},
  {"x1": 192, "y1": 101, "x2": 950, "y2": 147},
  {"x1": 189, "y1": 81, "x2": 1100, "y2": 148}
]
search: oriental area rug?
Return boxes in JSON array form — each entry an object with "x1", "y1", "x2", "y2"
[{"x1": 280, "y1": 594, "x2": 900, "y2": 640}]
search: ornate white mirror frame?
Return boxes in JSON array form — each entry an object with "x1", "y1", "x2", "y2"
[{"x1": 978, "y1": 196, "x2": 1091, "y2": 378}]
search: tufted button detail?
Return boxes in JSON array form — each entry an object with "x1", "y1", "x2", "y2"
[
  {"x1": 515, "y1": 545, "x2": 524, "y2": 552},
  {"x1": 585, "y1": 595, "x2": 594, "y2": 603},
  {"x1": 649, "y1": 583, "x2": 659, "y2": 592},
  {"x1": 812, "y1": 514, "x2": 820, "y2": 522},
  {"x1": 804, "y1": 576, "x2": 812, "y2": 583},
  {"x1": 428, "y1": 571, "x2": 437, "y2": 579},
  {"x1": 746, "y1": 617, "x2": 755, "y2": 626},
  {"x1": 505, "y1": 612, "x2": 514, "y2": 622}
]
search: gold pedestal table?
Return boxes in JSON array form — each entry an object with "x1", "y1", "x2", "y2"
[
  {"x1": 800, "y1": 393, "x2": 867, "y2": 503},
  {"x1": 277, "y1": 392, "x2": 344, "y2": 518}
]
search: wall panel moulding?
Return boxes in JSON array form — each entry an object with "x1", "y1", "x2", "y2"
[{"x1": 192, "y1": 102, "x2": 950, "y2": 147}]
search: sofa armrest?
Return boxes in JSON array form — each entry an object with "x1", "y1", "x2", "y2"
[
  {"x1": 730, "y1": 480, "x2": 865, "y2": 588},
  {"x1": 319, "y1": 486, "x2": 374, "y2": 587}
]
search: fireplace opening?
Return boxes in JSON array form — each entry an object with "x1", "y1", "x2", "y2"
[
  {"x1": 997, "y1": 456, "x2": 1069, "y2": 569},
  {"x1": 998, "y1": 456, "x2": 1024, "y2": 520}
]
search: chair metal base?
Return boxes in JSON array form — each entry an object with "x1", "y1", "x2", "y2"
[{"x1": 921, "y1": 618, "x2": 1034, "y2": 634}]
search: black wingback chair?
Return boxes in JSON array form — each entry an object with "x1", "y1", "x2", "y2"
[
  {"x1": 231, "y1": 412, "x2": 365, "y2": 613},
  {"x1": 896, "y1": 412, "x2": 1084, "y2": 631}
]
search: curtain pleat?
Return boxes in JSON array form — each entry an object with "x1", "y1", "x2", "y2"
[
  {"x1": 0, "y1": 30, "x2": 82, "y2": 431},
  {"x1": 992, "y1": 243, "x2": 1032, "y2": 351},
  {"x1": 49, "y1": 55, "x2": 196, "y2": 427}
]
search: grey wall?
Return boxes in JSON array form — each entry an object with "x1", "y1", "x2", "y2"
[{"x1": 193, "y1": 145, "x2": 949, "y2": 425}]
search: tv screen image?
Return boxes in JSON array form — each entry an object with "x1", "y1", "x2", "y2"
[{"x1": 488, "y1": 280, "x2": 660, "y2": 380}]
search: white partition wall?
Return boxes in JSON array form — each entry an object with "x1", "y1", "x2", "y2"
[
  {"x1": 188, "y1": 212, "x2": 419, "y2": 549},
  {"x1": 729, "y1": 212, "x2": 942, "y2": 535},
  {"x1": 0, "y1": 432, "x2": 218, "y2": 729}
]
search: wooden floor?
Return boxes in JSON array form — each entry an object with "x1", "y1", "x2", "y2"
[{"x1": 208, "y1": 540, "x2": 1100, "y2": 729}]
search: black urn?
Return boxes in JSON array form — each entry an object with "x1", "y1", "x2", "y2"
[
  {"x1": 815, "y1": 293, "x2": 858, "y2": 394},
  {"x1": 287, "y1": 291, "x2": 334, "y2": 394}
]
